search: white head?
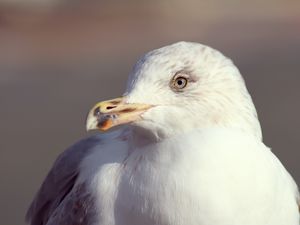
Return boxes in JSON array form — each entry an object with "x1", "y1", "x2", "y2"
[{"x1": 86, "y1": 42, "x2": 262, "y2": 143}]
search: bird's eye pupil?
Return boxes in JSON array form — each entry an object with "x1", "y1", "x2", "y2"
[
  {"x1": 170, "y1": 75, "x2": 188, "y2": 91},
  {"x1": 175, "y1": 77, "x2": 187, "y2": 89}
]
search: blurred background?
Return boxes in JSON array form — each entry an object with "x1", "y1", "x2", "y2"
[{"x1": 0, "y1": 1, "x2": 299, "y2": 224}]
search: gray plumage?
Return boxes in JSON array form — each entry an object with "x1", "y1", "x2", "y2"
[
  {"x1": 26, "y1": 136, "x2": 100, "y2": 225},
  {"x1": 26, "y1": 42, "x2": 300, "y2": 225}
]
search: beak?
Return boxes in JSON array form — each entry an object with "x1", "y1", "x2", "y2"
[{"x1": 86, "y1": 97, "x2": 153, "y2": 131}]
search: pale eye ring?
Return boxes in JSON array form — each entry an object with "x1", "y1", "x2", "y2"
[{"x1": 172, "y1": 76, "x2": 188, "y2": 90}]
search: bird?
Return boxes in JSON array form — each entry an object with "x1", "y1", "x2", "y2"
[{"x1": 26, "y1": 41, "x2": 300, "y2": 225}]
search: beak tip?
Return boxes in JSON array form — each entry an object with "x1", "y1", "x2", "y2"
[
  {"x1": 86, "y1": 124, "x2": 92, "y2": 132},
  {"x1": 86, "y1": 113, "x2": 98, "y2": 132},
  {"x1": 85, "y1": 97, "x2": 152, "y2": 132}
]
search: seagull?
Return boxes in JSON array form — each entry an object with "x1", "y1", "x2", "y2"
[{"x1": 26, "y1": 41, "x2": 300, "y2": 225}]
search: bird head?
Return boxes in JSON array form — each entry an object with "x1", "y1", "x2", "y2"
[{"x1": 86, "y1": 42, "x2": 262, "y2": 142}]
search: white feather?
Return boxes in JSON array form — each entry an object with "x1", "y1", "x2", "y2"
[
  {"x1": 80, "y1": 42, "x2": 299, "y2": 225},
  {"x1": 27, "y1": 41, "x2": 299, "y2": 225}
]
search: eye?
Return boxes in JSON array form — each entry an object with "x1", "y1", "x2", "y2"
[{"x1": 171, "y1": 76, "x2": 188, "y2": 91}]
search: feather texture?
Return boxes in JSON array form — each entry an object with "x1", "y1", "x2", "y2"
[{"x1": 26, "y1": 136, "x2": 100, "y2": 225}]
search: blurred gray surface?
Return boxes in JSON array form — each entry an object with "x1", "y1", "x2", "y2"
[{"x1": 0, "y1": 2, "x2": 300, "y2": 225}]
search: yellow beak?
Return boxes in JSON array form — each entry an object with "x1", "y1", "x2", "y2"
[{"x1": 86, "y1": 97, "x2": 153, "y2": 131}]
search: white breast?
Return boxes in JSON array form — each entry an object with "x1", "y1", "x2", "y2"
[
  {"x1": 113, "y1": 129, "x2": 299, "y2": 225},
  {"x1": 81, "y1": 129, "x2": 299, "y2": 225}
]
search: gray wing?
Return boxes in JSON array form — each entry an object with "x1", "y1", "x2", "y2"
[{"x1": 26, "y1": 135, "x2": 100, "y2": 225}]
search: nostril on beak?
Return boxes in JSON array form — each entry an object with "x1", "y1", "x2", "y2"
[{"x1": 106, "y1": 106, "x2": 117, "y2": 110}]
